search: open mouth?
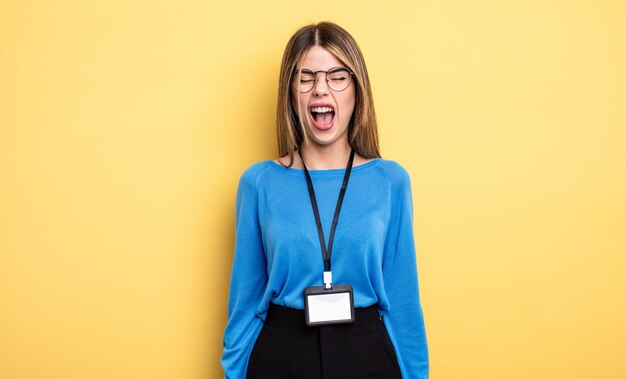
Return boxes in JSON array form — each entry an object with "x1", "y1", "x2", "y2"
[{"x1": 310, "y1": 106, "x2": 335, "y2": 131}]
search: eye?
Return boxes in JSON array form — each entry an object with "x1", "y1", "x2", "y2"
[
  {"x1": 328, "y1": 76, "x2": 347, "y2": 82},
  {"x1": 297, "y1": 70, "x2": 314, "y2": 82},
  {"x1": 327, "y1": 68, "x2": 350, "y2": 82}
]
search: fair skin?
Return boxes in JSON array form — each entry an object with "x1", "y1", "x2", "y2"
[{"x1": 275, "y1": 46, "x2": 372, "y2": 170}]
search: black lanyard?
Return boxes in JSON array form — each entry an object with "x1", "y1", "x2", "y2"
[{"x1": 299, "y1": 148, "x2": 356, "y2": 277}]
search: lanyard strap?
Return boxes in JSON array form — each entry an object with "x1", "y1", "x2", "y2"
[{"x1": 299, "y1": 148, "x2": 356, "y2": 288}]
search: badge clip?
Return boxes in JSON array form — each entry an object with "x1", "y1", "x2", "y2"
[{"x1": 323, "y1": 271, "x2": 333, "y2": 290}]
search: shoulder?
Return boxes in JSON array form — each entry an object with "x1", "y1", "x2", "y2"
[
  {"x1": 238, "y1": 160, "x2": 275, "y2": 190},
  {"x1": 373, "y1": 160, "x2": 414, "y2": 210},
  {"x1": 372, "y1": 159, "x2": 412, "y2": 188}
]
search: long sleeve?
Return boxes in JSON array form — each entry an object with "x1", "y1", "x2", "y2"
[
  {"x1": 380, "y1": 167, "x2": 429, "y2": 378},
  {"x1": 222, "y1": 166, "x2": 269, "y2": 379}
]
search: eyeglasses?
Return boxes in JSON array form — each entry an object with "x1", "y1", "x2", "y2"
[{"x1": 291, "y1": 67, "x2": 354, "y2": 93}]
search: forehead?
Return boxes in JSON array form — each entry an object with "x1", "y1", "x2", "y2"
[{"x1": 298, "y1": 46, "x2": 345, "y2": 70}]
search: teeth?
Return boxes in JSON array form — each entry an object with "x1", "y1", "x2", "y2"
[{"x1": 311, "y1": 106, "x2": 334, "y2": 113}]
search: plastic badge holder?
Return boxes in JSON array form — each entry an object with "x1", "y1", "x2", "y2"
[{"x1": 304, "y1": 284, "x2": 355, "y2": 326}]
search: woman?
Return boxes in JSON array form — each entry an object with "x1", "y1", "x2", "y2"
[{"x1": 222, "y1": 22, "x2": 428, "y2": 378}]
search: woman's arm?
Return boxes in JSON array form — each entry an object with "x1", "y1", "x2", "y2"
[
  {"x1": 222, "y1": 165, "x2": 269, "y2": 379},
  {"x1": 380, "y1": 164, "x2": 429, "y2": 378}
]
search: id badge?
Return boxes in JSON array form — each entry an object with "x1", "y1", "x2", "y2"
[{"x1": 303, "y1": 284, "x2": 355, "y2": 326}]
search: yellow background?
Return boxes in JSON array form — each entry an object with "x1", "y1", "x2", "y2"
[{"x1": 1, "y1": 0, "x2": 625, "y2": 378}]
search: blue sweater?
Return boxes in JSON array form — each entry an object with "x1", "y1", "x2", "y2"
[{"x1": 222, "y1": 158, "x2": 429, "y2": 378}]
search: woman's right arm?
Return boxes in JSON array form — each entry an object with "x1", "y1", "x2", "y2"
[{"x1": 222, "y1": 166, "x2": 269, "y2": 379}]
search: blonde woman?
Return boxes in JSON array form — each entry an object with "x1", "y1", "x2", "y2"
[{"x1": 222, "y1": 22, "x2": 429, "y2": 379}]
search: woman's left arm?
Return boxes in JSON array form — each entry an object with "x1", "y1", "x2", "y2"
[{"x1": 380, "y1": 164, "x2": 429, "y2": 378}]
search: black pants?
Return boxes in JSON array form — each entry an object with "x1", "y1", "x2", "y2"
[{"x1": 246, "y1": 303, "x2": 402, "y2": 379}]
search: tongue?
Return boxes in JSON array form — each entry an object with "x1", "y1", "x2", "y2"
[{"x1": 314, "y1": 112, "x2": 333, "y2": 124}]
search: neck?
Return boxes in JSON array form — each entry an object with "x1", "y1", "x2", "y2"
[{"x1": 300, "y1": 141, "x2": 352, "y2": 170}]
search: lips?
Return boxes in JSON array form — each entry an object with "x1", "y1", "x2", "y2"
[{"x1": 309, "y1": 105, "x2": 335, "y2": 131}]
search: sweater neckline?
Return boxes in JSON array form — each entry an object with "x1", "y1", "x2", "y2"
[{"x1": 268, "y1": 158, "x2": 382, "y2": 176}]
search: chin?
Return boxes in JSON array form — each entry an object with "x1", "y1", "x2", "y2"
[{"x1": 306, "y1": 128, "x2": 348, "y2": 148}]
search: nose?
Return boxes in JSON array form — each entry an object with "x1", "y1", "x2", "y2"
[{"x1": 312, "y1": 76, "x2": 330, "y2": 96}]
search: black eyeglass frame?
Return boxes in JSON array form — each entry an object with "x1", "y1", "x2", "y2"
[{"x1": 291, "y1": 66, "x2": 355, "y2": 93}]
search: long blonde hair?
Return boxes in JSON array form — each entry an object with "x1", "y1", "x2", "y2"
[{"x1": 276, "y1": 22, "x2": 380, "y2": 166}]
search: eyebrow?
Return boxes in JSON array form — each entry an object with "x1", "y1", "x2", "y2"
[{"x1": 296, "y1": 66, "x2": 348, "y2": 73}]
